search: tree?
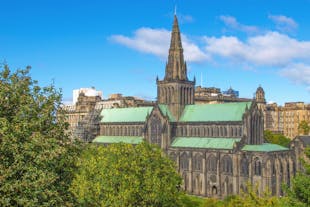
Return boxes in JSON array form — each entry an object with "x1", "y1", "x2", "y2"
[
  {"x1": 264, "y1": 130, "x2": 291, "y2": 147},
  {"x1": 298, "y1": 120, "x2": 310, "y2": 135},
  {"x1": 285, "y1": 148, "x2": 310, "y2": 207},
  {"x1": 219, "y1": 184, "x2": 282, "y2": 207},
  {"x1": 70, "y1": 142, "x2": 183, "y2": 207},
  {"x1": 0, "y1": 65, "x2": 81, "y2": 206}
]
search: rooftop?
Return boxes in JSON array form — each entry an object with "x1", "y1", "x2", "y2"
[
  {"x1": 179, "y1": 102, "x2": 251, "y2": 122},
  {"x1": 171, "y1": 137, "x2": 241, "y2": 149},
  {"x1": 93, "y1": 136, "x2": 144, "y2": 144},
  {"x1": 100, "y1": 106, "x2": 153, "y2": 123},
  {"x1": 242, "y1": 143, "x2": 289, "y2": 152}
]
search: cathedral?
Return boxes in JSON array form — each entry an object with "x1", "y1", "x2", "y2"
[{"x1": 93, "y1": 15, "x2": 296, "y2": 198}]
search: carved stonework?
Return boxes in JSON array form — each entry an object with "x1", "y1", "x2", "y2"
[{"x1": 150, "y1": 115, "x2": 162, "y2": 147}]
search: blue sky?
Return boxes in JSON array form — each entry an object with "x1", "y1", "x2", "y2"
[{"x1": 1, "y1": 0, "x2": 310, "y2": 105}]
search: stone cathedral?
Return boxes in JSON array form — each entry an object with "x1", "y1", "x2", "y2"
[{"x1": 93, "y1": 15, "x2": 296, "y2": 198}]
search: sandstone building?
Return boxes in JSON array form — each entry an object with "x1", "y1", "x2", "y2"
[
  {"x1": 92, "y1": 15, "x2": 296, "y2": 198},
  {"x1": 195, "y1": 86, "x2": 251, "y2": 104},
  {"x1": 258, "y1": 98, "x2": 310, "y2": 139},
  {"x1": 63, "y1": 91, "x2": 153, "y2": 141}
]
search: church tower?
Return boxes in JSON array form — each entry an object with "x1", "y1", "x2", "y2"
[
  {"x1": 255, "y1": 86, "x2": 266, "y2": 104},
  {"x1": 157, "y1": 15, "x2": 195, "y2": 120}
]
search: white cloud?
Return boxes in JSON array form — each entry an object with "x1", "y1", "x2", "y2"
[
  {"x1": 280, "y1": 63, "x2": 310, "y2": 88},
  {"x1": 110, "y1": 27, "x2": 209, "y2": 62},
  {"x1": 109, "y1": 16, "x2": 310, "y2": 92},
  {"x1": 268, "y1": 15, "x2": 298, "y2": 32},
  {"x1": 204, "y1": 32, "x2": 310, "y2": 66},
  {"x1": 110, "y1": 28, "x2": 169, "y2": 58},
  {"x1": 219, "y1": 15, "x2": 259, "y2": 33}
]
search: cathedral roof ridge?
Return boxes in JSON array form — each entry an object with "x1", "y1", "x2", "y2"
[
  {"x1": 179, "y1": 102, "x2": 252, "y2": 122},
  {"x1": 100, "y1": 106, "x2": 153, "y2": 123},
  {"x1": 93, "y1": 136, "x2": 143, "y2": 144},
  {"x1": 241, "y1": 143, "x2": 289, "y2": 152},
  {"x1": 171, "y1": 137, "x2": 241, "y2": 149}
]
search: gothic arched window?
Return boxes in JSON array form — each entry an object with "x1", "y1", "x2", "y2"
[
  {"x1": 254, "y1": 157, "x2": 262, "y2": 176},
  {"x1": 193, "y1": 153, "x2": 203, "y2": 171},
  {"x1": 222, "y1": 155, "x2": 233, "y2": 174},
  {"x1": 272, "y1": 162, "x2": 276, "y2": 176},
  {"x1": 183, "y1": 126, "x2": 187, "y2": 136},
  {"x1": 287, "y1": 162, "x2": 291, "y2": 186},
  {"x1": 150, "y1": 115, "x2": 162, "y2": 147},
  {"x1": 180, "y1": 152, "x2": 189, "y2": 170},
  {"x1": 207, "y1": 154, "x2": 217, "y2": 172},
  {"x1": 240, "y1": 157, "x2": 249, "y2": 176}
]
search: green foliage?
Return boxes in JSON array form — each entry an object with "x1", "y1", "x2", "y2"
[
  {"x1": 180, "y1": 194, "x2": 208, "y2": 207},
  {"x1": 0, "y1": 64, "x2": 81, "y2": 206},
  {"x1": 264, "y1": 130, "x2": 291, "y2": 147},
  {"x1": 298, "y1": 120, "x2": 310, "y2": 135},
  {"x1": 285, "y1": 148, "x2": 310, "y2": 207},
  {"x1": 224, "y1": 186, "x2": 282, "y2": 207},
  {"x1": 203, "y1": 197, "x2": 225, "y2": 207},
  {"x1": 70, "y1": 142, "x2": 183, "y2": 207}
]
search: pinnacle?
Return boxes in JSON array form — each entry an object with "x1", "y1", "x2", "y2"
[{"x1": 164, "y1": 15, "x2": 187, "y2": 81}]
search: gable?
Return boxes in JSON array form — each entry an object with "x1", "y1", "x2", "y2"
[
  {"x1": 179, "y1": 102, "x2": 252, "y2": 122},
  {"x1": 100, "y1": 107, "x2": 153, "y2": 123}
]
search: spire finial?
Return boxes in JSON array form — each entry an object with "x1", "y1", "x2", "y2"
[{"x1": 174, "y1": 5, "x2": 177, "y2": 15}]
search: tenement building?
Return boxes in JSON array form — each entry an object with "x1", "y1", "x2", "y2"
[
  {"x1": 93, "y1": 15, "x2": 297, "y2": 198},
  {"x1": 195, "y1": 86, "x2": 251, "y2": 104},
  {"x1": 257, "y1": 99, "x2": 310, "y2": 139}
]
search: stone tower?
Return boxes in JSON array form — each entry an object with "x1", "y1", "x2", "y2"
[
  {"x1": 255, "y1": 85, "x2": 267, "y2": 130},
  {"x1": 157, "y1": 15, "x2": 195, "y2": 120},
  {"x1": 255, "y1": 85, "x2": 266, "y2": 104}
]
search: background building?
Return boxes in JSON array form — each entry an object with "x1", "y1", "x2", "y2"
[
  {"x1": 265, "y1": 102, "x2": 310, "y2": 139},
  {"x1": 254, "y1": 87, "x2": 310, "y2": 139},
  {"x1": 195, "y1": 86, "x2": 250, "y2": 104},
  {"x1": 62, "y1": 90, "x2": 153, "y2": 141},
  {"x1": 72, "y1": 87, "x2": 103, "y2": 105}
]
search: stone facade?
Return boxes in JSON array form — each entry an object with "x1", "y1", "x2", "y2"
[
  {"x1": 93, "y1": 15, "x2": 298, "y2": 198},
  {"x1": 195, "y1": 86, "x2": 251, "y2": 104},
  {"x1": 257, "y1": 95, "x2": 310, "y2": 138},
  {"x1": 62, "y1": 92, "x2": 153, "y2": 141},
  {"x1": 290, "y1": 136, "x2": 310, "y2": 171}
]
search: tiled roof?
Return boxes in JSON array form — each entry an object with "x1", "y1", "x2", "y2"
[
  {"x1": 171, "y1": 137, "x2": 241, "y2": 149},
  {"x1": 179, "y1": 102, "x2": 251, "y2": 122},
  {"x1": 242, "y1": 143, "x2": 289, "y2": 152},
  {"x1": 100, "y1": 107, "x2": 153, "y2": 123},
  {"x1": 93, "y1": 136, "x2": 144, "y2": 144}
]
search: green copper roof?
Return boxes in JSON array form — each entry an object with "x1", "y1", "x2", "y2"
[
  {"x1": 171, "y1": 137, "x2": 241, "y2": 149},
  {"x1": 242, "y1": 143, "x2": 289, "y2": 152},
  {"x1": 93, "y1": 136, "x2": 144, "y2": 144},
  {"x1": 100, "y1": 107, "x2": 153, "y2": 123},
  {"x1": 158, "y1": 104, "x2": 176, "y2": 122},
  {"x1": 179, "y1": 102, "x2": 251, "y2": 122}
]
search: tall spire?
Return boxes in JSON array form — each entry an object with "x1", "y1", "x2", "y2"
[{"x1": 164, "y1": 15, "x2": 188, "y2": 81}]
